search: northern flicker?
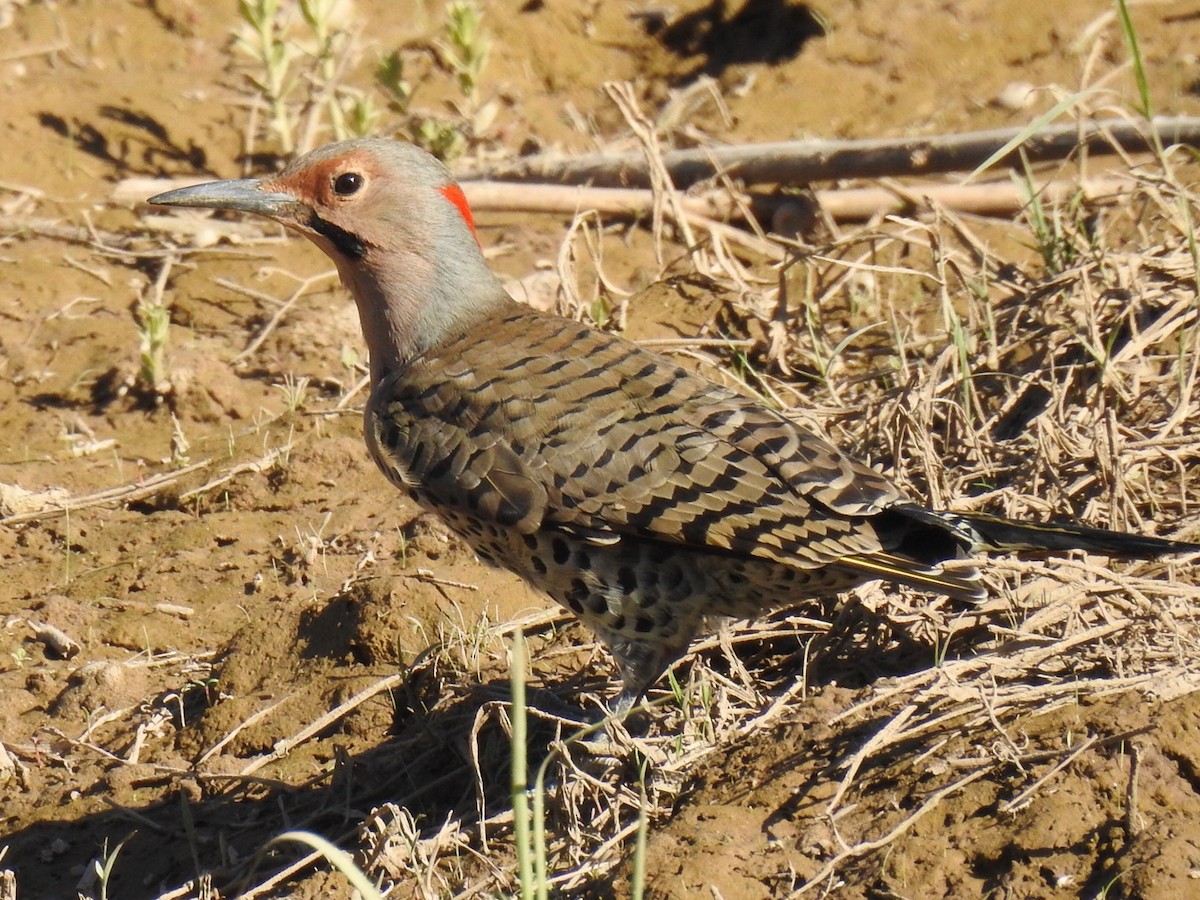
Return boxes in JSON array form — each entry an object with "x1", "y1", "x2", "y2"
[{"x1": 149, "y1": 139, "x2": 1199, "y2": 709}]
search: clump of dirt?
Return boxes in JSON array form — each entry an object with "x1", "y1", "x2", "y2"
[{"x1": 2, "y1": 1, "x2": 1200, "y2": 898}]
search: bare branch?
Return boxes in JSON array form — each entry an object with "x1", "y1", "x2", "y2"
[{"x1": 463, "y1": 116, "x2": 1200, "y2": 188}]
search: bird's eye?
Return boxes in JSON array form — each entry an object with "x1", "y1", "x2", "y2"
[{"x1": 333, "y1": 172, "x2": 364, "y2": 196}]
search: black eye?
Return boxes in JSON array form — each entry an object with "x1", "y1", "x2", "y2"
[{"x1": 333, "y1": 172, "x2": 363, "y2": 196}]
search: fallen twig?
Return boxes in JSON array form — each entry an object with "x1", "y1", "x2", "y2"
[
  {"x1": 0, "y1": 459, "x2": 212, "y2": 526},
  {"x1": 178, "y1": 442, "x2": 295, "y2": 501},
  {"x1": 464, "y1": 175, "x2": 1133, "y2": 224},
  {"x1": 464, "y1": 116, "x2": 1200, "y2": 188},
  {"x1": 793, "y1": 767, "x2": 993, "y2": 896},
  {"x1": 238, "y1": 673, "x2": 405, "y2": 777},
  {"x1": 28, "y1": 620, "x2": 81, "y2": 659}
]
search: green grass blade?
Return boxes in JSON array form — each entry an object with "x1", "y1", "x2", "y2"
[
  {"x1": 266, "y1": 830, "x2": 382, "y2": 899},
  {"x1": 1115, "y1": 0, "x2": 1152, "y2": 119},
  {"x1": 965, "y1": 88, "x2": 1101, "y2": 183}
]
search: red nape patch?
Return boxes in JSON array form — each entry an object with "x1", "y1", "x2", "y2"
[{"x1": 439, "y1": 184, "x2": 479, "y2": 243}]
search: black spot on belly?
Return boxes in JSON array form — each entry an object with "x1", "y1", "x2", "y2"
[
  {"x1": 531, "y1": 556, "x2": 547, "y2": 575},
  {"x1": 565, "y1": 578, "x2": 588, "y2": 614},
  {"x1": 662, "y1": 564, "x2": 684, "y2": 591},
  {"x1": 552, "y1": 537, "x2": 570, "y2": 565},
  {"x1": 617, "y1": 566, "x2": 637, "y2": 594}
]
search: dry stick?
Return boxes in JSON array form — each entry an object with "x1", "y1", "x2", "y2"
[
  {"x1": 554, "y1": 819, "x2": 644, "y2": 892},
  {"x1": 827, "y1": 704, "x2": 917, "y2": 814},
  {"x1": 178, "y1": 442, "x2": 295, "y2": 502},
  {"x1": 100, "y1": 795, "x2": 180, "y2": 836},
  {"x1": 1125, "y1": 744, "x2": 1143, "y2": 836},
  {"x1": 847, "y1": 675, "x2": 1162, "y2": 781},
  {"x1": 1000, "y1": 736, "x2": 1100, "y2": 814},
  {"x1": 792, "y1": 767, "x2": 992, "y2": 897},
  {"x1": 155, "y1": 881, "x2": 204, "y2": 900},
  {"x1": 232, "y1": 270, "x2": 339, "y2": 362},
  {"x1": 461, "y1": 176, "x2": 1132, "y2": 226},
  {"x1": 606, "y1": 88, "x2": 670, "y2": 269},
  {"x1": 0, "y1": 457, "x2": 213, "y2": 526},
  {"x1": 0, "y1": 179, "x2": 44, "y2": 200},
  {"x1": 333, "y1": 371, "x2": 371, "y2": 410},
  {"x1": 237, "y1": 849, "x2": 327, "y2": 900},
  {"x1": 466, "y1": 116, "x2": 1200, "y2": 188},
  {"x1": 196, "y1": 695, "x2": 296, "y2": 768},
  {"x1": 826, "y1": 618, "x2": 1131, "y2": 736},
  {"x1": 605, "y1": 81, "x2": 702, "y2": 271},
  {"x1": 0, "y1": 442, "x2": 293, "y2": 527},
  {"x1": 0, "y1": 214, "x2": 147, "y2": 248},
  {"x1": 0, "y1": 39, "x2": 69, "y2": 63},
  {"x1": 214, "y1": 275, "x2": 293, "y2": 310},
  {"x1": 27, "y1": 620, "x2": 81, "y2": 658},
  {"x1": 139, "y1": 212, "x2": 280, "y2": 246},
  {"x1": 238, "y1": 673, "x2": 404, "y2": 777}
]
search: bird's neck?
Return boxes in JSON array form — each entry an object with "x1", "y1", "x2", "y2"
[{"x1": 336, "y1": 248, "x2": 513, "y2": 383}]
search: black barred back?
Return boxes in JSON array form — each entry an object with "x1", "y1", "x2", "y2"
[{"x1": 362, "y1": 304, "x2": 990, "y2": 700}]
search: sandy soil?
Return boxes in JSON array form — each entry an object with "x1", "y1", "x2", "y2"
[{"x1": 3, "y1": 0, "x2": 1200, "y2": 897}]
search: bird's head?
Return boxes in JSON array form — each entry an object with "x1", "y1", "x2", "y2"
[{"x1": 150, "y1": 138, "x2": 508, "y2": 377}]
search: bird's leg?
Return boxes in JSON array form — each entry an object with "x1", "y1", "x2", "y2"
[{"x1": 599, "y1": 631, "x2": 680, "y2": 714}]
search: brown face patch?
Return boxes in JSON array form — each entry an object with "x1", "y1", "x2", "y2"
[{"x1": 264, "y1": 148, "x2": 382, "y2": 211}]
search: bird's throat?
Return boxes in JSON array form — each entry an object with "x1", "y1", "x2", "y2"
[{"x1": 338, "y1": 253, "x2": 512, "y2": 383}]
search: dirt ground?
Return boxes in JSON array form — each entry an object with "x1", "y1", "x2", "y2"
[{"x1": 3, "y1": 0, "x2": 1200, "y2": 897}]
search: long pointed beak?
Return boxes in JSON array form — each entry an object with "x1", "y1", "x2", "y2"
[{"x1": 148, "y1": 178, "x2": 299, "y2": 219}]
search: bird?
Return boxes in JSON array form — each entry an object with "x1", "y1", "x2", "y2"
[{"x1": 149, "y1": 138, "x2": 1199, "y2": 710}]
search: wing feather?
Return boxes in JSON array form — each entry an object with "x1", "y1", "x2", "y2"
[{"x1": 369, "y1": 306, "x2": 974, "y2": 596}]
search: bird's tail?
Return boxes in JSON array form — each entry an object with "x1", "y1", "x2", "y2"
[
  {"x1": 843, "y1": 505, "x2": 1196, "y2": 606},
  {"x1": 922, "y1": 508, "x2": 1200, "y2": 558}
]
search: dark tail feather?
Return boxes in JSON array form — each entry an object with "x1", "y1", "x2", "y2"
[{"x1": 944, "y1": 510, "x2": 1200, "y2": 558}]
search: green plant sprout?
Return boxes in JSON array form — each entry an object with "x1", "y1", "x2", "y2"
[{"x1": 136, "y1": 295, "x2": 171, "y2": 402}]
